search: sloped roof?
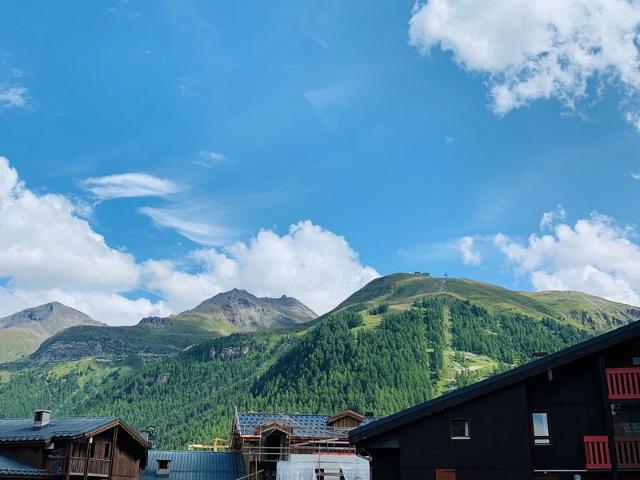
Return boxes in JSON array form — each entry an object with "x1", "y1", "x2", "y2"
[
  {"x1": 350, "y1": 319, "x2": 640, "y2": 444},
  {"x1": 236, "y1": 412, "x2": 380, "y2": 438},
  {"x1": 0, "y1": 453, "x2": 51, "y2": 477},
  {"x1": 0, "y1": 417, "x2": 119, "y2": 443},
  {"x1": 141, "y1": 451, "x2": 244, "y2": 480}
]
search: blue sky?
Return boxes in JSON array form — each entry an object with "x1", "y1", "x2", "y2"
[{"x1": 2, "y1": 0, "x2": 640, "y2": 323}]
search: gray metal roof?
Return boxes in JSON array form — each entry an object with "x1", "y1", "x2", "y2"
[
  {"x1": 0, "y1": 417, "x2": 118, "y2": 443},
  {"x1": 141, "y1": 451, "x2": 244, "y2": 480},
  {"x1": 236, "y1": 412, "x2": 380, "y2": 438},
  {"x1": 0, "y1": 453, "x2": 51, "y2": 477}
]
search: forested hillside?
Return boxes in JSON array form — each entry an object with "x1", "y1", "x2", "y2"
[{"x1": 0, "y1": 293, "x2": 595, "y2": 449}]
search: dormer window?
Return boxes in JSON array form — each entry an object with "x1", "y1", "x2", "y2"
[{"x1": 156, "y1": 459, "x2": 171, "y2": 475}]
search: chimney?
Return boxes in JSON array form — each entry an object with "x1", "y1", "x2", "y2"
[{"x1": 33, "y1": 410, "x2": 51, "y2": 429}]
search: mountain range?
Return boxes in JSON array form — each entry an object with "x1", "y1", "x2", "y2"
[
  {"x1": 0, "y1": 302, "x2": 102, "y2": 362},
  {"x1": 0, "y1": 273, "x2": 639, "y2": 449},
  {"x1": 21, "y1": 289, "x2": 317, "y2": 363}
]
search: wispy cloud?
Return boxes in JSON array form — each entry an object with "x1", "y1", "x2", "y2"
[
  {"x1": 81, "y1": 173, "x2": 182, "y2": 200},
  {"x1": 0, "y1": 86, "x2": 28, "y2": 109},
  {"x1": 444, "y1": 135, "x2": 455, "y2": 146},
  {"x1": 195, "y1": 150, "x2": 226, "y2": 168},
  {"x1": 457, "y1": 236, "x2": 482, "y2": 266},
  {"x1": 632, "y1": 171, "x2": 640, "y2": 180},
  {"x1": 138, "y1": 206, "x2": 237, "y2": 246}
]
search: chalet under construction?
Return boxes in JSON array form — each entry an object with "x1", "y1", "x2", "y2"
[{"x1": 230, "y1": 410, "x2": 378, "y2": 479}]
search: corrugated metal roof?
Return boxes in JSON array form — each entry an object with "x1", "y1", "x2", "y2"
[
  {"x1": 0, "y1": 417, "x2": 118, "y2": 443},
  {"x1": 0, "y1": 453, "x2": 51, "y2": 477},
  {"x1": 236, "y1": 412, "x2": 381, "y2": 438},
  {"x1": 141, "y1": 451, "x2": 244, "y2": 480}
]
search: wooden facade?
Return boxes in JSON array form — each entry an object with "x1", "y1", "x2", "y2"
[
  {"x1": 350, "y1": 320, "x2": 640, "y2": 480},
  {"x1": 0, "y1": 416, "x2": 147, "y2": 480}
]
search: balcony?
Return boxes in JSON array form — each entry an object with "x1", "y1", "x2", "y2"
[
  {"x1": 584, "y1": 436, "x2": 640, "y2": 470},
  {"x1": 606, "y1": 368, "x2": 640, "y2": 400},
  {"x1": 46, "y1": 456, "x2": 111, "y2": 477}
]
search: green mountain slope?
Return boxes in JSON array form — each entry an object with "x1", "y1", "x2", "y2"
[
  {"x1": 0, "y1": 302, "x2": 103, "y2": 362},
  {"x1": 331, "y1": 273, "x2": 640, "y2": 330},
  {"x1": 0, "y1": 274, "x2": 636, "y2": 449},
  {"x1": 27, "y1": 290, "x2": 317, "y2": 363}
]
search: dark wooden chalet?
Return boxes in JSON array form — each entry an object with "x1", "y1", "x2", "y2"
[
  {"x1": 350, "y1": 320, "x2": 640, "y2": 480},
  {"x1": 0, "y1": 412, "x2": 147, "y2": 480}
]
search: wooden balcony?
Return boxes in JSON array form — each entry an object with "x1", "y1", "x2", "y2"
[
  {"x1": 584, "y1": 436, "x2": 611, "y2": 470},
  {"x1": 606, "y1": 367, "x2": 640, "y2": 399},
  {"x1": 584, "y1": 436, "x2": 640, "y2": 470},
  {"x1": 46, "y1": 456, "x2": 111, "y2": 477}
]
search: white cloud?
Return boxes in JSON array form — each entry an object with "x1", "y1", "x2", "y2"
[
  {"x1": 81, "y1": 173, "x2": 181, "y2": 200},
  {"x1": 632, "y1": 171, "x2": 640, "y2": 180},
  {"x1": 409, "y1": 0, "x2": 640, "y2": 122},
  {"x1": 139, "y1": 206, "x2": 237, "y2": 246},
  {"x1": 0, "y1": 157, "x2": 377, "y2": 322},
  {"x1": 0, "y1": 158, "x2": 140, "y2": 292},
  {"x1": 144, "y1": 221, "x2": 379, "y2": 315},
  {"x1": 0, "y1": 86, "x2": 28, "y2": 109},
  {"x1": 444, "y1": 135, "x2": 455, "y2": 146},
  {"x1": 495, "y1": 212, "x2": 640, "y2": 305},
  {"x1": 195, "y1": 150, "x2": 226, "y2": 167},
  {"x1": 540, "y1": 205, "x2": 567, "y2": 230},
  {"x1": 457, "y1": 236, "x2": 482, "y2": 266}
]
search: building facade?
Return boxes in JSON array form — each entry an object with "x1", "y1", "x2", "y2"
[
  {"x1": 231, "y1": 410, "x2": 376, "y2": 479},
  {"x1": 350, "y1": 320, "x2": 640, "y2": 480},
  {"x1": 0, "y1": 412, "x2": 147, "y2": 480}
]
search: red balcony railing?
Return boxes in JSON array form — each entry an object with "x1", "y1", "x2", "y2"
[
  {"x1": 616, "y1": 437, "x2": 640, "y2": 469},
  {"x1": 584, "y1": 436, "x2": 640, "y2": 470},
  {"x1": 584, "y1": 436, "x2": 611, "y2": 469},
  {"x1": 606, "y1": 368, "x2": 640, "y2": 399}
]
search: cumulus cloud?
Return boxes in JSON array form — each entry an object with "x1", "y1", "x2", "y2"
[
  {"x1": 495, "y1": 212, "x2": 640, "y2": 305},
  {"x1": 457, "y1": 236, "x2": 482, "y2": 266},
  {"x1": 81, "y1": 173, "x2": 181, "y2": 200},
  {"x1": 144, "y1": 221, "x2": 380, "y2": 315},
  {"x1": 0, "y1": 86, "x2": 28, "y2": 109},
  {"x1": 540, "y1": 205, "x2": 567, "y2": 230},
  {"x1": 409, "y1": 0, "x2": 640, "y2": 122},
  {"x1": 0, "y1": 157, "x2": 377, "y2": 322}
]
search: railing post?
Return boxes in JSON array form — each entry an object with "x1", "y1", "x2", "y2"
[{"x1": 599, "y1": 355, "x2": 619, "y2": 477}]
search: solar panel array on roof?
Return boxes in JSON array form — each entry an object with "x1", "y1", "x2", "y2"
[
  {"x1": 0, "y1": 453, "x2": 51, "y2": 477},
  {"x1": 236, "y1": 412, "x2": 381, "y2": 438},
  {"x1": 141, "y1": 451, "x2": 244, "y2": 480},
  {"x1": 0, "y1": 418, "x2": 118, "y2": 443}
]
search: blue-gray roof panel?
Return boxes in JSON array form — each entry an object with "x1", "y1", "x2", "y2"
[
  {"x1": 141, "y1": 451, "x2": 244, "y2": 480},
  {"x1": 0, "y1": 453, "x2": 51, "y2": 477},
  {"x1": 0, "y1": 418, "x2": 118, "y2": 443},
  {"x1": 237, "y1": 412, "x2": 381, "y2": 438}
]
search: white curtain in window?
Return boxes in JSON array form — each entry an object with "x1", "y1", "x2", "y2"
[
  {"x1": 340, "y1": 463, "x2": 370, "y2": 480},
  {"x1": 275, "y1": 461, "x2": 316, "y2": 480}
]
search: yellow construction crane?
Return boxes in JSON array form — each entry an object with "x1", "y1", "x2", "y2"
[{"x1": 187, "y1": 438, "x2": 229, "y2": 452}]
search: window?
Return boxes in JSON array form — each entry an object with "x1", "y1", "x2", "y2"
[
  {"x1": 532, "y1": 412, "x2": 550, "y2": 445},
  {"x1": 103, "y1": 443, "x2": 111, "y2": 460},
  {"x1": 450, "y1": 419, "x2": 470, "y2": 439},
  {"x1": 156, "y1": 459, "x2": 171, "y2": 475}
]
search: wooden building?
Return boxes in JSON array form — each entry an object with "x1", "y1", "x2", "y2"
[
  {"x1": 0, "y1": 412, "x2": 147, "y2": 480},
  {"x1": 350, "y1": 320, "x2": 640, "y2": 480},
  {"x1": 230, "y1": 410, "x2": 377, "y2": 479}
]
